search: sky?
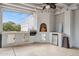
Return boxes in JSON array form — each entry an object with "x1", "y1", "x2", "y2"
[{"x1": 3, "y1": 9, "x2": 31, "y2": 25}]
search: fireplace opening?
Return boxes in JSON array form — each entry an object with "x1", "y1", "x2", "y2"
[{"x1": 40, "y1": 23, "x2": 47, "y2": 32}]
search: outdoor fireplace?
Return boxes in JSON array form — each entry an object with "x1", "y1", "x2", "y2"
[{"x1": 40, "y1": 23, "x2": 47, "y2": 32}]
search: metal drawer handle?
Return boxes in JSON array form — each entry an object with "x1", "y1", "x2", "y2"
[{"x1": 13, "y1": 38, "x2": 15, "y2": 40}]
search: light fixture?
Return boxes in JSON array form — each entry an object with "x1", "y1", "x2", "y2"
[{"x1": 43, "y1": 3, "x2": 56, "y2": 10}]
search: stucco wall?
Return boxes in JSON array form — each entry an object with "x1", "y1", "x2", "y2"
[
  {"x1": 36, "y1": 9, "x2": 55, "y2": 32},
  {"x1": 73, "y1": 9, "x2": 79, "y2": 48},
  {"x1": 55, "y1": 13, "x2": 64, "y2": 32}
]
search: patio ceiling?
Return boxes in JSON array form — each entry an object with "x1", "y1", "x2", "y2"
[{"x1": 2, "y1": 3, "x2": 79, "y2": 13}]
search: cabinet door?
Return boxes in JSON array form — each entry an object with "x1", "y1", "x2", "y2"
[
  {"x1": 41, "y1": 33, "x2": 46, "y2": 41},
  {"x1": 15, "y1": 33, "x2": 29, "y2": 43},
  {"x1": 40, "y1": 33, "x2": 49, "y2": 42},
  {"x1": 23, "y1": 33, "x2": 29, "y2": 42},
  {"x1": 7, "y1": 34, "x2": 15, "y2": 44},
  {"x1": 52, "y1": 34, "x2": 58, "y2": 45}
]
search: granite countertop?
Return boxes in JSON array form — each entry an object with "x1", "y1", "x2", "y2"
[{"x1": 2, "y1": 31, "x2": 29, "y2": 34}]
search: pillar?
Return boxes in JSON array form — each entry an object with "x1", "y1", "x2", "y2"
[
  {"x1": 0, "y1": 3, "x2": 2, "y2": 48},
  {"x1": 63, "y1": 9, "x2": 74, "y2": 48}
]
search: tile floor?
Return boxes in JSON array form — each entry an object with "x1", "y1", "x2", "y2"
[{"x1": 0, "y1": 44, "x2": 79, "y2": 56}]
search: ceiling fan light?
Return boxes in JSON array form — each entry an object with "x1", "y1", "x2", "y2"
[{"x1": 46, "y1": 5, "x2": 50, "y2": 9}]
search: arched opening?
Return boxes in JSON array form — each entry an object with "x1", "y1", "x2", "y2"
[{"x1": 40, "y1": 23, "x2": 47, "y2": 32}]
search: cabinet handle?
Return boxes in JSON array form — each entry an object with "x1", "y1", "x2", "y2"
[
  {"x1": 13, "y1": 38, "x2": 15, "y2": 40},
  {"x1": 24, "y1": 34, "x2": 26, "y2": 39}
]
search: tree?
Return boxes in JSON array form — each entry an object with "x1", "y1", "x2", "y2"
[{"x1": 3, "y1": 21, "x2": 21, "y2": 31}]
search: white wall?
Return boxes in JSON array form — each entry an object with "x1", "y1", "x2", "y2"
[
  {"x1": 63, "y1": 10, "x2": 71, "y2": 36},
  {"x1": 73, "y1": 9, "x2": 79, "y2": 48},
  {"x1": 55, "y1": 13, "x2": 64, "y2": 32},
  {"x1": 63, "y1": 9, "x2": 79, "y2": 48},
  {"x1": 49, "y1": 10, "x2": 55, "y2": 32}
]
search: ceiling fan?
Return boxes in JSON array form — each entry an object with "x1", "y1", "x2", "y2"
[{"x1": 43, "y1": 3, "x2": 56, "y2": 10}]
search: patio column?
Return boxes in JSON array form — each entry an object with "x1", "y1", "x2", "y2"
[
  {"x1": 63, "y1": 9, "x2": 74, "y2": 48},
  {"x1": 64, "y1": 10, "x2": 71, "y2": 36},
  {"x1": 0, "y1": 3, "x2": 2, "y2": 48}
]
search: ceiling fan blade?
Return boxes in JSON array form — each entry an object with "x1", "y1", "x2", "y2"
[
  {"x1": 42, "y1": 3, "x2": 57, "y2": 10},
  {"x1": 50, "y1": 4, "x2": 56, "y2": 9},
  {"x1": 43, "y1": 6, "x2": 46, "y2": 10}
]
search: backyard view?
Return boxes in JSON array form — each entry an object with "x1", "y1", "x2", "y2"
[
  {"x1": 2, "y1": 9, "x2": 36, "y2": 31},
  {"x1": 3, "y1": 21, "x2": 21, "y2": 31}
]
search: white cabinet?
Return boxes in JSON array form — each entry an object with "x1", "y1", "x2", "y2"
[
  {"x1": 38, "y1": 32, "x2": 50, "y2": 43},
  {"x1": 6, "y1": 33, "x2": 16, "y2": 47},
  {"x1": 13, "y1": 33, "x2": 29, "y2": 45},
  {"x1": 7, "y1": 34, "x2": 15, "y2": 44},
  {"x1": 52, "y1": 34, "x2": 58, "y2": 45},
  {"x1": 49, "y1": 32, "x2": 65, "y2": 47},
  {"x1": 2, "y1": 32, "x2": 30, "y2": 47},
  {"x1": 22, "y1": 33, "x2": 29, "y2": 42}
]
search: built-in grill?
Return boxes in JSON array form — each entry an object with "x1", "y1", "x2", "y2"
[{"x1": 30, "y1": 30, "x2": 37, "y2": 36}]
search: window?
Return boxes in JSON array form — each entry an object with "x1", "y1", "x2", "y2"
[
  {"x1": 21, "y1": 14, "x2": 37, "y2": 32},
  {"x1": 3, "y1": 8, "x2": 37, "y2": 32}
]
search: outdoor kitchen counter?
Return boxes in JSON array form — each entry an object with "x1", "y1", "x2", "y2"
[{"x1": 2, "y1": 31, "x2": 30, "y2": 48}]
